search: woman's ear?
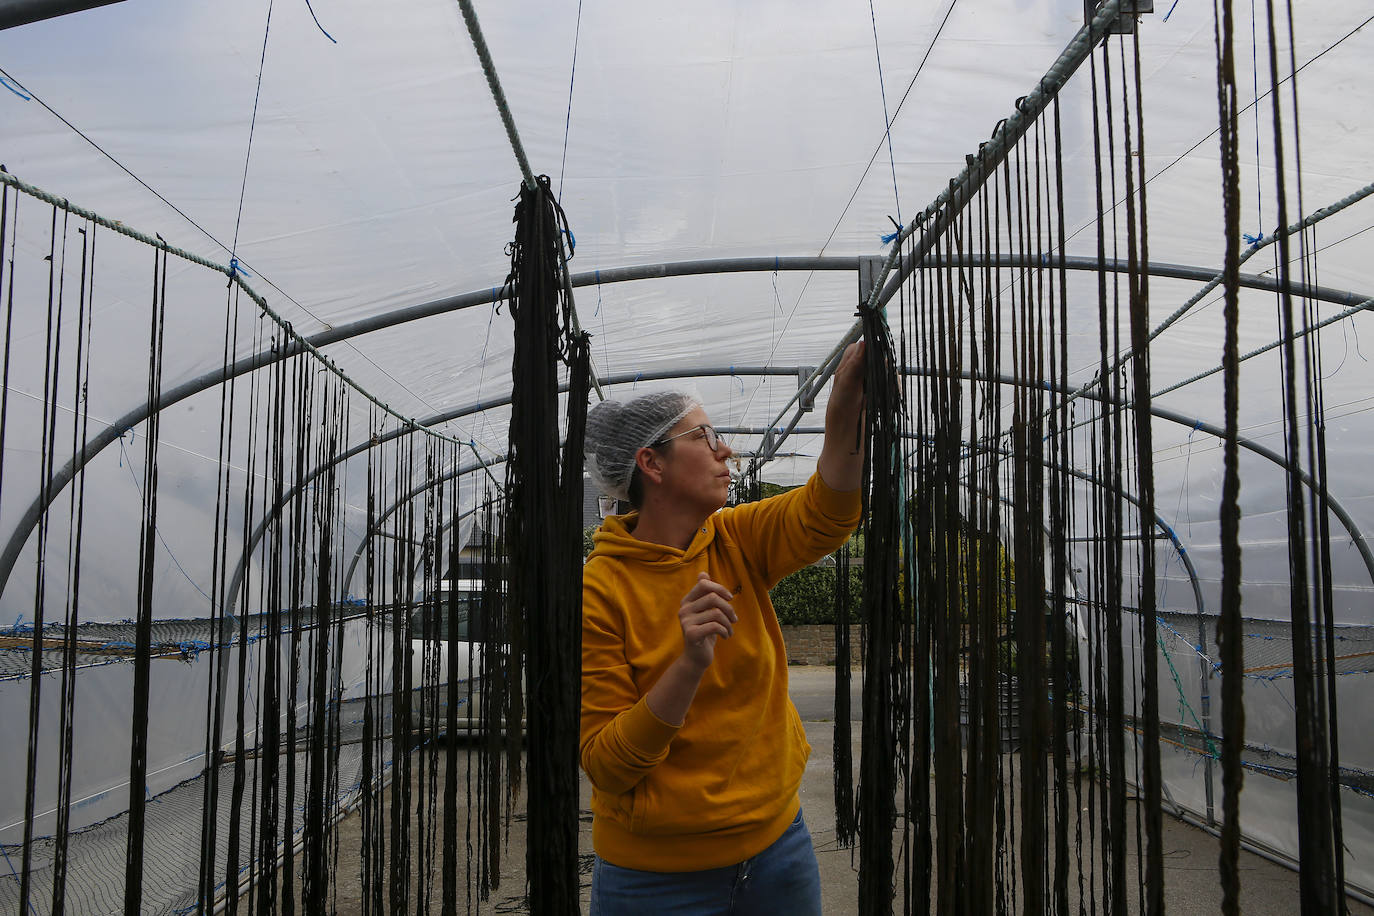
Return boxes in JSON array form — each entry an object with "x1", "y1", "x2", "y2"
[{"x1": 634, "y1": 446, "x2": 663, "y2": 486}]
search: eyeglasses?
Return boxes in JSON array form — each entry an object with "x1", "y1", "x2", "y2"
[{"x1": 652, "y1": 424, "x2": 727, "y2": 452}]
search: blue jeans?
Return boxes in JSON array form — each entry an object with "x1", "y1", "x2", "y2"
[{"x1": 590, "y1": 809, "x2": 822, "y2": 916}]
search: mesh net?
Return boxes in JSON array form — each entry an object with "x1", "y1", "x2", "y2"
[
  {"x1": 0, "y1": 695, "x2": 397, "y2": 916},
  {"x1": 0, "y1": 609, "x2": 370, "y2": 681},
  {"x1": 1155, "y1": 609, "x2": 1374, "y2": 680}
]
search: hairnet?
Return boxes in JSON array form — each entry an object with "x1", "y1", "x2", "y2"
[{"x1": 584, "y1": 390, "x2": 702, "y2": 502}]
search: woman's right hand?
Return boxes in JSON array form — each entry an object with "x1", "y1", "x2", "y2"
[{"x1": 678, "y1": 571, "x2": 737, "y2": 671}]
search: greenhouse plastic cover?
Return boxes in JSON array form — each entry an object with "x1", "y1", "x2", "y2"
[{"x1": 0, "y1": 0, "x2": 1371, "y2": 897}]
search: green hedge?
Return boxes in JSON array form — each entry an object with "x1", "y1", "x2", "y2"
[{"x1": 769, "y1": 562, "x2": 864, "y2": 626}]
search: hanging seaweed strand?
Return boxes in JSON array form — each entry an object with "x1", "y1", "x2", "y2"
[
  {"x1": 833, "y1": 539, "x2": 857, "y2": 848},
  {"x1": 856, "y1": 299, "x2": 902, "y2": 915},
  {"x1": 123, "y1": 238, "x2": 170, "y2": 916},
  {"x1": 1210, "y1": 0, "x2": 1246, "y2": 911},
  {"x1": 502, "y1": 173, "x2": 588, "y2": 915}
]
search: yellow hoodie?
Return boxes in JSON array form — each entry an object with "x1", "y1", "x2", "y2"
[{"x1": 580, "y1": 472, "x2": 861, "y2": 872}]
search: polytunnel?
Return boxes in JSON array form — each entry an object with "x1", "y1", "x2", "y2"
[{"x1": 0, "y1": 0, "x2": 1371, "y2": 912}]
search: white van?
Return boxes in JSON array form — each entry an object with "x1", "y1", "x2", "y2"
[{"x1": 407, "y1": 578, "x2": 487, "y2": 730}]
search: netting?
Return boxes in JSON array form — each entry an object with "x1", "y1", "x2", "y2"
[
  {"x1": 1, "y1": 695, "x2": 398, "y2": 916},
  {"x1": 1156, "y1": 609, "x2": 1374, "y2": 680},
  {"x1": 0, "y1": 610, "x2": 369, "y2": 680}
]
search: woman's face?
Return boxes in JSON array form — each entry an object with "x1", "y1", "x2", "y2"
[{"x1": 653, "y1": 407, "x2": 735, "y2": 514}]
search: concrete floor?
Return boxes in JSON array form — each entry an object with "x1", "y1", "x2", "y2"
[{"x1": 316, "y1": 666, "x2": 1367, "y2": 914}]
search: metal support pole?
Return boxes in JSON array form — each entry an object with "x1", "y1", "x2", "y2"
[{"x1": 0, "y1": 0, "x2": 123, "y2": 30}]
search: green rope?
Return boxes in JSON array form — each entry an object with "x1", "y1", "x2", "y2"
[{"x1": 1157, "y1": 631, "x2": 1221, "y2": 759}]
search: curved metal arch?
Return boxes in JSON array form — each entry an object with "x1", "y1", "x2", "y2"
[
  {"x1": 351, "y1": 423, "x2": 1202, "y2": 619},
  {"x1": 221, "y1": 366, "x2": 801, "y2": 615},
  {"x1": 223, "y1": 362, "x2": 1374, "y2": 619},
  {"x1": 723, "y1": 425, "x2": 1207, "y2": 614},
  {"x1": 1, "y1": 255, "x2": 1368, "y2": 599},
  {"x1": 937, "y1": 368, "x2": 1374, "y2": 585},
  {"x1": 341, "y1": 459, "x2": 505, "y2": 598}
]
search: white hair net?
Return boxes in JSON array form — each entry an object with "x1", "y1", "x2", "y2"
[{"x1": 584, "y1": 390, "x2": 702, "y2": 502}]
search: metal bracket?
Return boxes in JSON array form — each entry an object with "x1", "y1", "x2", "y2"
[
  {"x1": 797, "y1": 366, "x2": 817, "y2": 412},
  {"x1": 1085, "y1": 0, "x2": 1153, "y2": 35},
  {"x1": 858, "y1": 256, "x2": 886, "y2": 311}
]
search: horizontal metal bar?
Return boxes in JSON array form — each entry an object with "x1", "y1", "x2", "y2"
[{"x1": 3, "y1": 251, "x2": 1370, "y2": 601}]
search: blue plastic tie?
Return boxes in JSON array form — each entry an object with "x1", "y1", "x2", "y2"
[
  {"x1": 632, "y1": 372, "x2": 642, "y2": 389},
  {"x1": 1243, "y1": 231, "x2": 1264, "y2": 247},
  {"x1": 303, "y1": 0, "x2": 338, "y2": 43},
  {"x1": 562, "y1": 227, "x2": 576, "y2": 252},
  {"x1": 228, "y1": 257, "x2": 251, "y2": 279},
  {"x1": 880, "y1": 229, "x2": 901, "y2": 246},
  {"x1": 1162, "y1": 0, "x2": 1181, "y2": 21},
  {"x1": 0, "y1": 75, "x2": 31, "y2": 101}
]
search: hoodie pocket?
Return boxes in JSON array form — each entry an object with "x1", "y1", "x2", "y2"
[{"x1": 629, "y1": 778, "x2": 650, "y2": 833}]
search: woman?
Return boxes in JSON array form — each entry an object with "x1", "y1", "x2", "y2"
[{"x1": 580, "y1": 341, "x2": 866, "y2": 915}]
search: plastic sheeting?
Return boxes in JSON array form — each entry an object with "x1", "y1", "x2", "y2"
[{"x1": 0, "y1": 0, "x2": 1371, "y2": 902}]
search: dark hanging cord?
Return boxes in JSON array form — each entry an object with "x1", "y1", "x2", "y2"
[
  {"x1": 309, "y1": 374, "x2": 346, "y2": 916},
  {"x1": 1121, "y1": 26, "x2": 1166, "y2": 916},
  {"x1": 501, "y1": 173, "x2": 585, "y2": 914},
  {"x1": 388, "y1": 435, "x2": 415, "y2": 915},
  {"x1": 226, "y1": 315, "x2": 269, "y2": 916},
  {"x1": 1259, "y1": 0, "x2": 1341, "y2": 909},
  {"x1": 50, "y1": 218, "x2": 94, "y2": 916},
  {"x1": 855, "y1": 300, "x2": 902, "y2": 914},
  {"x1": 1101, "y1": 41, "x2": 1130, "y2": 916},
  {"x1": 255, "y1": 330, "x2": 290, "y2": 916},
  {"x1": 556, "y1": 0, "x2": 584, "y2": 201},
  {"x1": 926, "y1": 205, "x2": 965, "y2": 916},
  {"x1": 18, "y1": 204, "x2": 60, "y2": 916},
  {"x1": 893, "y1": 217, "x2": 915, "y2": 916},
  {"x1": 231, "y1": 0, "x2": 275, "y2": 265},
  {"x1": 867, "y1": 0, "x2": 903, "y2": 227},
  {"x1": 1011, "y1": 128, "x2": 1051, "y2": 916},
  {"x1": 359, "y1": 410, "x2": 381, "y2": 916},
  {"x1": 1211, "y1": 0, "x2": 1246, "y2": 909},
  {"x1": 1049, "y1": 94, "x2": 1074, "y2": 916},
  {"x1": 908, "y1": 224, "x2": 934, "y2": 916},
  {"x1": 833, "y1": 539, "x2": 856, "y2": 848},
  {"x1": 0, "y1": 177, "x2": 12, "y2": 523},
  {"x1": 123, "y1": 238, "x2": 169, "y2": 916},
  {"x1": 441, "y1": 466, "x2": 462, "y2": 916},
  {"x1": 198, "y1": 271, "x2": 245, "y2": 913},
  {"x1": 966, "y1": 166, "x2": 997, "y2": 916}
]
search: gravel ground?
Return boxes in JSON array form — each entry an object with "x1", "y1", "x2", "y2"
[{"x1": 304, "y1": 666, "x2": 1366, "y2": 914}]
